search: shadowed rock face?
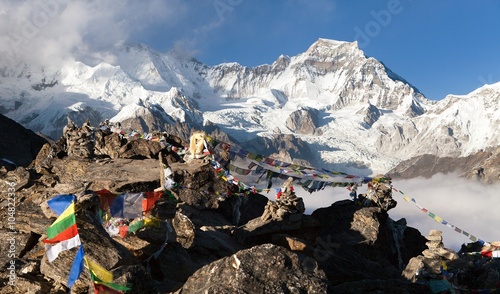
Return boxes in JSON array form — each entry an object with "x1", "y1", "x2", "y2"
[{"x1": 0, "y1": 113, "x2": 47, "y2": 168}]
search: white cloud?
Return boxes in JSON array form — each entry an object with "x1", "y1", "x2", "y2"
[
  {"x1": 293, "y1": 173, "x2": 500, "y2": 252},
  {"x1": 0, "y1": 0, "x2": 184, "y2": 66}
]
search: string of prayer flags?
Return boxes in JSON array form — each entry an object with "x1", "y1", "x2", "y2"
[
  {"x1": 44, "y1": 195, "x2": 131, "y2": 292},
  {"x1": 392, "y1": 187, "x2": 484, "y2": 244},
  {"x1": 44, "y1": 202, "x2": 81, "y2": 262},
  {"x1": 95, "y1": 190, "x2": 164, "y2": 218},
  {"x1": 211, "y1": 140, "x2": 390, "y2": 193}
]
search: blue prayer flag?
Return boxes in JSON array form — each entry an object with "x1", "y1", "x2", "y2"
[
  {"x1": 47, "y1": 194, "x2": 77, "y2": 216},
  {"x1": 67, "y1": 246, "x2": 85, "y2": 289}
]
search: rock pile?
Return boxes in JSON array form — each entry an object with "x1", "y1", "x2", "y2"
[
  {"x1": 63, "y1": 118, "x2": 95, "y2": 159},
  {"x1": 260, "y1": 177, "x2": 305, "y2": 222},
  {"x1": 357, "y1": 177, "x2": 397, "y2": 211},
  {"x1": 402, "y1": 230, "x2": 458, "y2": 285}
]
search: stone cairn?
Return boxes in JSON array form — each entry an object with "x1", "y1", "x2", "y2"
[
  {"x1": 261, "y1": 177, "x2": 305, "y2": 222},
  {"x1": 358, "y1": 177, "x2": 397, "y2": 211},
  {"x1": 63, "y1": 118, "x2": 95, "y2": 158},
  {"x1": 402, "y1": 230, "x2": 458, "y2": 282}
]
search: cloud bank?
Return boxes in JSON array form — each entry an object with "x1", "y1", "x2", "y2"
[
  {"x1": 0, "y1": 0, "x2": 183, "y2": 66},
  {"x1": 294, "y1": 173, "x2": 500, "y2": 251}
]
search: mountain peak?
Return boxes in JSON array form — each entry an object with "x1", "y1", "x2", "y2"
[
  {"x1": 309, "y1": 38, "x2": 347, "y2": 49},
  {"x1": 304, "y1": 38, "x2": 362, "y2": 60}
]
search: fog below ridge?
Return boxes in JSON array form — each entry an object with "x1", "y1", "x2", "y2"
[{"x1": 290, "y1": 173, "x2": 500, "y2": 252}]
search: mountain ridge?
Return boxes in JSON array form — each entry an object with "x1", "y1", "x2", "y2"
[{"x1": 1, "y1": 38, "x2": 499, "y2": 177}]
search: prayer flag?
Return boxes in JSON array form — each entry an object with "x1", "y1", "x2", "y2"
[
  {"x1": 45, "y1": 234, "x2": 81, "y2": 262},
  {"x1": 143, "y1": 191, "x2": 162, "y2": 214},
  {"x1": 95, "y1": 189, "x2": 119, "y2": 211},
  {"x1": 44, "y1": 202, "x2": 81, "y2": 262},
  {"x1": 85, "y1": 257, "x2": 113, "y2": 283},
  {"x1": 93, "y1": 283, "x2": 124, "y2": 294},
  {"x1": 87, "y1": 262, "x2": 130, "y2": 293},
  {"x1": 47, "y1": 194, "x2": 77, "y2": 216},
  {"x1": 45, "y1": 203, "x2": 78, "y2": 242},
  {"x1": 110, "y1": 193, "x2": 143, "y2": 219},
  {"x1": 67, "y1": 246, "x2": 85, "y2": 289}
]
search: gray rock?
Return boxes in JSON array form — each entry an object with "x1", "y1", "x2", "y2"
[{"x1": 180, "y1": 243, "x2": 328, "y2": 293}]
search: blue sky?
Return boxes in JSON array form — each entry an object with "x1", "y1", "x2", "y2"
[
  {"x1": 2, "y1": 0, "x2": 499, "y2": 100},
  {"x1": 145, "y1": 0, "x2": 500, "y2": 100}
]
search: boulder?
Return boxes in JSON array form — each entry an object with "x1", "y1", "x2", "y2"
[
  {"x1": 234, "y1": 215, "x2": 321, "y2": 246},
  {"x1": 119, "y1": 138, "x2": 162, "y2": 159},
  {"x1": 172, "y1": 212, "x2": 195, "y2": 249},
  {"x1": 94, "y1": 131, "x2": 125, "y2": 159},
  {"x1": 312, "y1": 200, "x2": 427, "y2": 272},
  {"x1": 179, "y1": 243, "x2": 328, "y2": 293}
]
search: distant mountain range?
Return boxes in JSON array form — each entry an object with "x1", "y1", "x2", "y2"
[{"x1": 1, "y1": 38, "x2": 499, "y2": 178}]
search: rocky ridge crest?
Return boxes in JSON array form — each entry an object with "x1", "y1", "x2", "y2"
[{"x1": 0, "y1": 120, "x2": 499, "y2": 293}]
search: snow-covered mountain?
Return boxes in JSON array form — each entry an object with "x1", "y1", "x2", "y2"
[{"x1": 1, "y1": 38, "x2": 499, "y2": 176}]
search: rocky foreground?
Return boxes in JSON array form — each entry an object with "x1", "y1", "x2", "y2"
[{"x1": 0, "y1": 120, "x2": 499, "y2": 293}]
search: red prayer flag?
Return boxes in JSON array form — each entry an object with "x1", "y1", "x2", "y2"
[
  {"x1": 95, "y1": 189, "x2": 119, "y2": 211},
  {"x1": 119, "y1": 226, "x2": 128, "y2": 238},
  {"x1": 94, "y1": 283, "x2": 124, "y2": 294},
  {"x1": 143, "y1": 191, "x2": 162, "y2": 214}
]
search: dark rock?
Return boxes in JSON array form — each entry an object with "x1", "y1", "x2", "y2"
[
  {"x1": 179, "y1": 243, "x2": 328, "y2": 293},
  {"x1": 170, "y1": 160, "x2": 233, "y2": 211},
  {"x1": 148, "y1": 242, "x2": 198, "y2": 292},
  {"x1": 172, "y1": 212, "x2": 195, "y2": 249},
  {"x1": 357, "y1": 103, "x2": 381, "y2": 128},
  {"x1": 0, "y1": 201, "x2": 53, "y2": 235},
  {"x1": 330, "y1": 279, "x2": 431, "y2": 294},
  {"x1": 0, "y1": 113, "x2": 47, "y2": 167},
  {"x1": 94, "y1": 131, "x2": 125, "y2": 159},
  {"x1": 235, "y1": 192, "x2": 268, "y2": 226},
  {"x1": 119, "y1": 138, "x2": 162, "y2": 159},
  {"x1": 49, "y1": 157, "x2": 162, "y2": 193},
  {"x1": 311, "y1": 200, "x2": 425, "y2": 272},
  {"x1": 109, "y1": 264, "x2": 156, "y2": 294},
  {"x1": 234, "y1": 215, "x2": 321, "y2": 246}
]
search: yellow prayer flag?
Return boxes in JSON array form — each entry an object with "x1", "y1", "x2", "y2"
[
  {"x1": 441, "y1": 261, "x2": 447, "y2": 270},
  {"x1": 403, "y1": 196, "x2": 411, "y2": 202},
  {"x1": 84, "y1": 257, "x2": 113, "y2": 283},
  {"x1": 144, "y1": 217, "x2": 160, "y2": 228},
  {"x1": 53, "y1": 203, "x2": 76, "y2": 226},
  {"x1": 434, "y1": 216, "x2": 443, "y2": 223}
]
